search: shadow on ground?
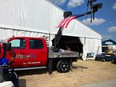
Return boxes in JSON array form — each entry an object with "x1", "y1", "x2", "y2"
[
  {"x1": 17, "y1": 69, "x2": 48, "y2": 76},
  {"x1": 72, "y1": 65, "x2": 88, "y2": 71}
]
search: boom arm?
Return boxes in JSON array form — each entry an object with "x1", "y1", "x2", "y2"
[
  {"x1": 52, "y1": 27, "x2": 63, "y2": 52},
  {"x1": 52, "y1": 11, "x2": 91, "y2": 52}
]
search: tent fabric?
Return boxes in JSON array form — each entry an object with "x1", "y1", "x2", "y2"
[
  {"x1": 80, "y1": 37, "x2": 102, "y2": 60},
  {"x1": 0, "y1": 0, "x2": 101, "y2": 38},
  {"x1": 0, "y1": 0, "x2": 102, "y2": 60}
]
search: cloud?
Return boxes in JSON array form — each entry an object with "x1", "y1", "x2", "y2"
[
  {"x1": 67, "y1": 0, "x2": 84, "y2": 8},
  {"x1": 112, "y1": 3, "x2": 116, "y2": 9},
  {"x1": 108, "y1": 26, "x2": 116, "y2": 32},
  {"x1": 82, "y1": 18, "x2": 106, "y2": 26},
  {"x1": 49, "y1": 0, "x2": 66, "y2": 5},
  {"x1": 102, "y1": 35, "x2": 111, "y2": 39}
]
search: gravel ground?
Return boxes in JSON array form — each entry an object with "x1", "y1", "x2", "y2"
[{"x1": 18, "y1": 60, "x2": 116, "y2": 87}]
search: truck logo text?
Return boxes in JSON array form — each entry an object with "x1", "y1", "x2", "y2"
[{"x1": 12, "y1": 54, "x2": 36, "y2": 59}]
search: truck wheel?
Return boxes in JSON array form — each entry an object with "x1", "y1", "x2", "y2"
[
  {"x1": 95, "y1": 57, "x2": 98, "y2": 61},
  {"x1": 57, "y1": 60, "x2": 70, "y2": 73},
  {"x1": 101, "y1": 58, "x2": 105, "y2": 62},
  {"x1": 114, "y1": 60, "x2": 116, "y2": 64},
  {"x1": 112, "y1": 59, "x2": 116, "y2": 64},
  {"x1": 112, "y1": 59, "x2": 114, "y2": 64}
]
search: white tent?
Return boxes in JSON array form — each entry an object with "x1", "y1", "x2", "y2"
[{"x1": 0, "y1": 0, "x2": 102, "y2": 60}]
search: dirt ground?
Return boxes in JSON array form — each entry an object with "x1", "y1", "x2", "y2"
[{"x1": 18, "y1": 60, "x2": 116, "y2": 87}]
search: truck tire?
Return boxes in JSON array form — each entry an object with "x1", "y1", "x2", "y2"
[
  {"x1": 101, "y1": 58, "x2": 105, "y2": 62},
  {"x1": 95, "y1": 57, "x2": 98, "y2": 61},
  {"x1": 56, "y1": 60, "x2": 70, "y2": 73},
  {"x1": 112, "y1": 59, "x2": 116, "y2": 64}
]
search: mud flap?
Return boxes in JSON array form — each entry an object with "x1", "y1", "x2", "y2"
[
  {"x1": 48, "y1": 59, "x2": 53, "y2": 74},
  {"x1": 70, "y1": 59, "x2": 73, "y2": 71}
]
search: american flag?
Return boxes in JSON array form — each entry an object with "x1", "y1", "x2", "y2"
[{"x1": 56, "y1": 14, "x2": 82, "y2": 28}]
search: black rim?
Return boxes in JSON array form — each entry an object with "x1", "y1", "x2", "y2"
[{"x1": 60, "y1": 62, "x2": 69, "y2": 72}]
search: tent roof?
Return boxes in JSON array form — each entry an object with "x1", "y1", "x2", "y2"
[
  {"x1": 0, "y1": 0, "x2": 102, "y2": 39},
  {"x1": 102, "y1": 39, "x2": 116, "y2": 45}
]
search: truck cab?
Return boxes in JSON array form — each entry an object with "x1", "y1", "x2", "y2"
[
  {"x1": 0, "y1": 36, "x2": 79, "y2": 73},
  {"x1": 0, "y1": 36, "x2": 48, "y2": 68}
]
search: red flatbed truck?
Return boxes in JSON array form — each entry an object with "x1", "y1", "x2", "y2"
[{"x1": 0, "y1": 36, "x2": 78, "y2": 74}]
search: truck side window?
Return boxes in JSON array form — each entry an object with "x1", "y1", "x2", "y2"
[
  {"x1": 10, "y1": 39, "x2": 25, "y2": 49},
  {"x1": 29, "y1": 39, "x2": 44, "y2": 49}
]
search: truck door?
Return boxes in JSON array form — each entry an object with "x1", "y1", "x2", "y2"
[
  {"x1": 7, "y1": 38, "x2": 27, "y2": 67},
  {"x1": 27, "y1": 38, "x2": 47, "y2": 67}
]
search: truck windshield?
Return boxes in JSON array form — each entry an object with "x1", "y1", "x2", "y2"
[{"x1": 10, "y1": 39, "x2": 25, "y2": 49}]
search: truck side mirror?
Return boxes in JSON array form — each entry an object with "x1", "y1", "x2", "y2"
[{"x1": 3, "y1": 43, "x2": 11, "y2": 51}]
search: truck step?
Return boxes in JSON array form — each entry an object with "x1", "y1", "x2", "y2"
[{"x1": 14, "y1": 66, "x2": 46, "y2": 71}]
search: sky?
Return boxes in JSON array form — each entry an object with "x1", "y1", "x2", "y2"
[{"x1": 49, "y1": 0, "x2": 116, "y2": 41}]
